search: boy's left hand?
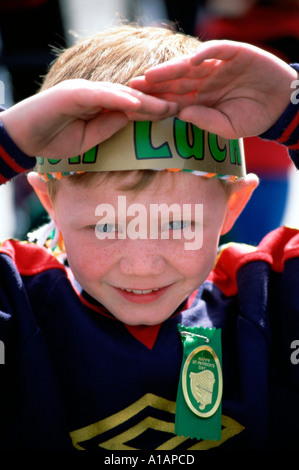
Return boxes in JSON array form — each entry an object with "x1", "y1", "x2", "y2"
[{"x1": 130, "y1": 39, "x2": 298, "y2": 139}]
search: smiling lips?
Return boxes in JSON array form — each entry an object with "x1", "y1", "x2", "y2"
[
  {"x1": 120, "y1": 288, "x2": 160, "y2": 294},
  {"x1": 115, "y1": 285, "x2": 171, "y2": 303}
]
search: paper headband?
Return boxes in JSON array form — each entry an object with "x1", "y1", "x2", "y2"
[{"x1": 35, "y1": 117, "x2": 246, "y2": 179}]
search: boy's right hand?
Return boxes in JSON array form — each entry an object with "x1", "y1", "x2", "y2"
[{"x1": 0, "y1": 79, "x2": 178, "y2": 158}]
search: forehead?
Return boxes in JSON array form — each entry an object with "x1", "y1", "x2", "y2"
[
  {"x1": 55, "y1": 170, "x2": 227, "y2": 209},
  {"x1": 64, "y1": 170, "x2": 223, "y2": 197}
]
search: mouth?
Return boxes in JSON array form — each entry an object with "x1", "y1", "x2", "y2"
[
  {"x1": 120, "y1": 288, "x2": 160, "y2": 294},
  {"x1": 113, "y1": 285, "x2": 171, "y2": 304}
]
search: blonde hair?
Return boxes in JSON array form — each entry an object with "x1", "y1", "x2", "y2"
[{"x1": 41, "y1": 24, "x2": 201, "y2": 90}]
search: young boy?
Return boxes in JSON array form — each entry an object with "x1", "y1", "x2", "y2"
[{"x1": 0, "y1": 25, "x2": 298, "y2": 451}]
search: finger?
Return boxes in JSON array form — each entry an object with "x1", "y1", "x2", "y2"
[
  {"x1": 130, "y1": 76, "x2": 155, "y2": 92},
  {"x1": 189, "y1": 40, "x2": 244, "y2": 66},
  {"x1": 137, "y1": 92, "x2": 196, "y2": 109},
  {"x1": 81, "y1": 111, "x2": 130, "y2": 151},
  {"x1": 142, "y1": 57, "x2": 191, "y2": 83},
  {"x1": 84, "y1": 88, "x2": 149, "y2": 113},
  {"x1": 105, "y1": 87, "x2": 178, "y2": 117},
  {"x1": 126, "y1": 109, "x2": 176, "y2": 121},
  {"x1": 131, "y1": 76, "x2": 202, "y2": 96},
  {"x1": 126, "y1": 104, "x2": 179, "y2": 121},
  {"x1": 64, "y1": 80, "x2": 173, "y2": 117},
  {"x1": 128, "y1": 91, "x2": 179, "y2": 116},
  {"x1": 134, "y1": 53, "x2": 218, "y2": 84},
  {"x1": 38, "y1": 111, "x2": 129, "y2": 158}
]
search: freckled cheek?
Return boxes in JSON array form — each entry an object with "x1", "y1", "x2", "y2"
[
  {"x1": 178, "y1": 247, "x2": 216, "y2": 283},
  {"x1": 63, "y1": 235, "x2": 114, "y2": 281}
]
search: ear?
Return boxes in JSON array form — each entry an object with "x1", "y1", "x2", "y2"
[
  {"x1": 27, "y1": 172, "x2": 56, "y2": 222},
  {"x1": 221, "y1": 174, "x2": 259, "y2": 235}
]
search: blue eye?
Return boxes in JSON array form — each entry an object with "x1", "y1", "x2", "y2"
[
  {"x1": 95, "y1": 223, "x2": 117, "y2": 233},
  {"x1": 169, "y1": 221, "x2": 190, "y2": 230}
]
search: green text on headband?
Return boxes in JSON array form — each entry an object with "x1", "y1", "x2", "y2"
[{"x1": 35, "y1": 117, "x2": 246, "y2": 178}]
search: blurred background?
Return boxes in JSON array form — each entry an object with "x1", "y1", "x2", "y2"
[{"x1": 0, "y1": 0, "x2": 298, "y2": 246}]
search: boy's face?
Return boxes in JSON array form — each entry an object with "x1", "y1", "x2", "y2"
[{"x1": 52, "y1": 171, "x2": 230, "y2": 326}]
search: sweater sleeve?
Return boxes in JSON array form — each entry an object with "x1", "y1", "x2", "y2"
[
  {"x1": 259, "y1": 63, "x2": 299, "y2": 169},
  {"x1": 0, "y1": 110, "x2": 36, "y2": 184}
]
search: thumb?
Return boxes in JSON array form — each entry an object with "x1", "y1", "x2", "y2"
[{"x1": 178, "y1": 105, "x2": 236, "y2": 139}]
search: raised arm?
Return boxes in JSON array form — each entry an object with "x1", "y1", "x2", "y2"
[{"x1": 0, "y1": 79, "x2": 178, "y2": 159}]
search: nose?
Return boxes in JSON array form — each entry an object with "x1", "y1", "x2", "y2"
[{"x1": 119, "y1": 241, "x2": 166, "y2": 276}]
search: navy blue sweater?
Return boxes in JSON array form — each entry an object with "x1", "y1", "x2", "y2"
[{"x1": 0, "y1": 70, "x2": 298, "y2": 450}]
